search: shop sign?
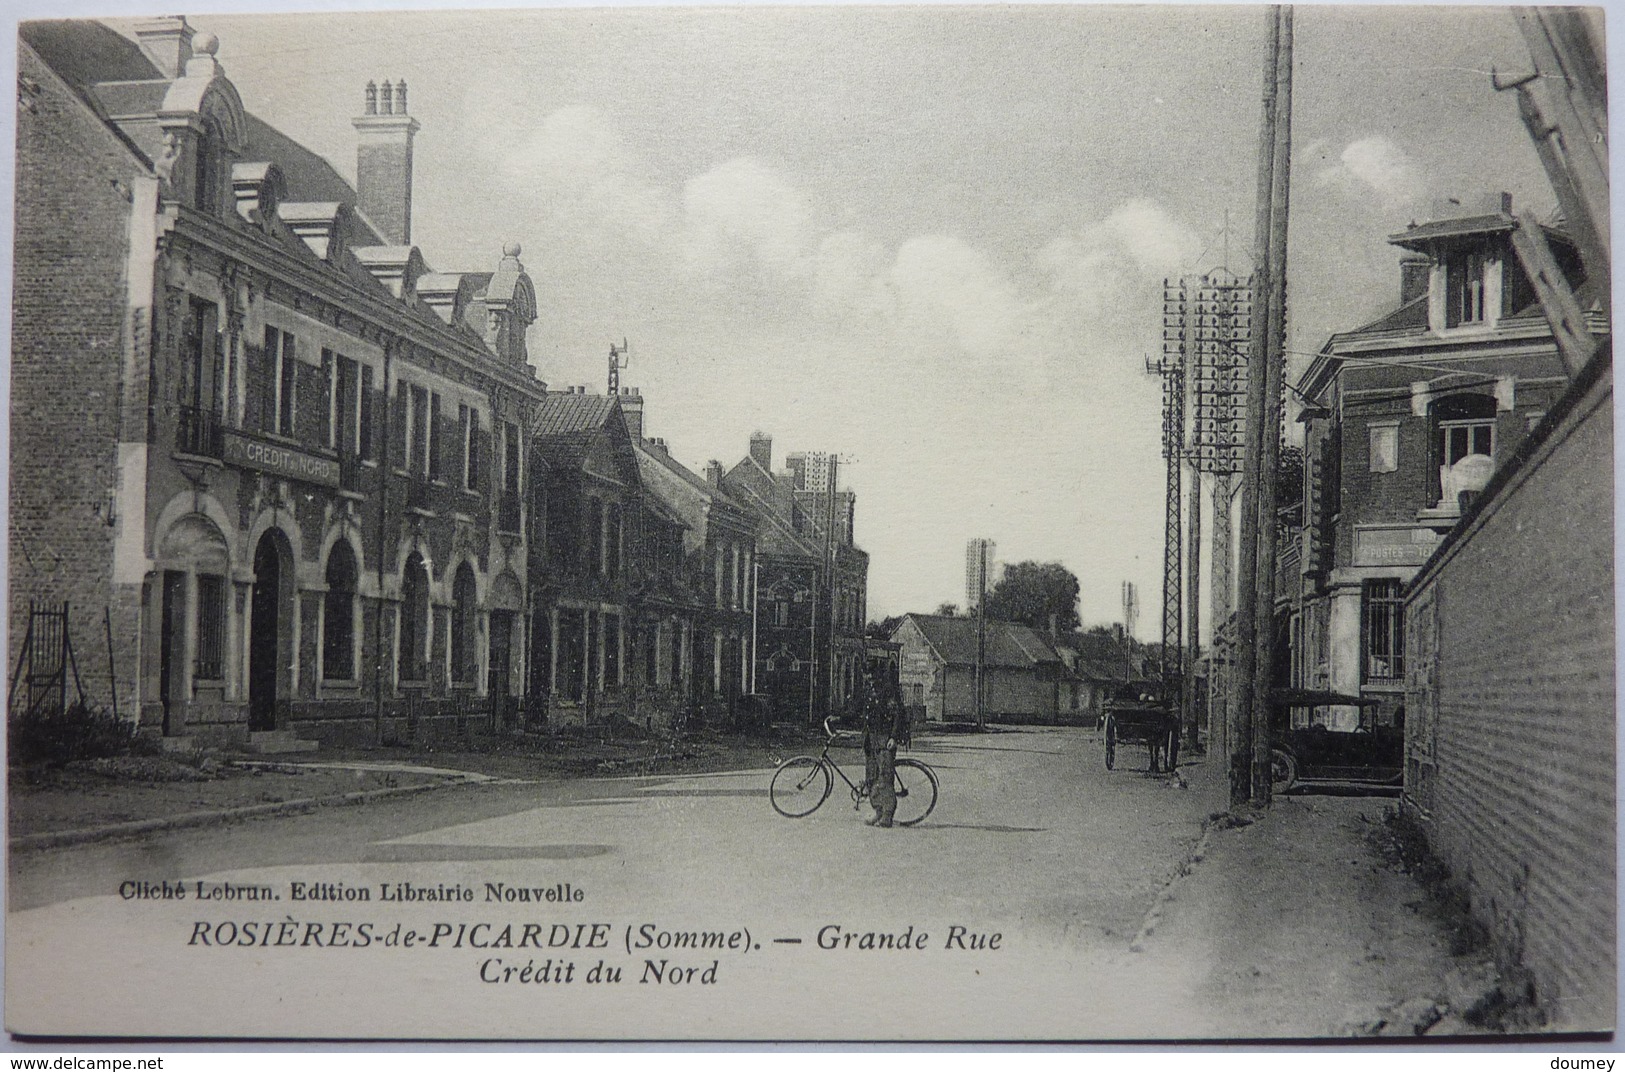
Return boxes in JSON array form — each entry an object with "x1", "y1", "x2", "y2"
[{"x1": 223, "y1": 432, "x2": 341, "y2": 488}]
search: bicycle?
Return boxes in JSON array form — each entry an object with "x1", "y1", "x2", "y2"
[{"x1": 770, "y1": 717, "x2": 938, "y2": 825}]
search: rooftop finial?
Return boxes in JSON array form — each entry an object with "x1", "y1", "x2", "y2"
[
  {"x1": 396, "y1": 80, "x2": 408, "y2": 113},
  {"x1": 365, "y1": 80, "x2": 377, "y2": 115},
  {"x1": 379, "y1": 80, "x2": 394, "y2": 115}
]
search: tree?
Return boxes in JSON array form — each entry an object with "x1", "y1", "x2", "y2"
[
  {"x1": 866, "y1": 615, "x2": 904, "y2": 640},
  {"x1": 933, "y1": 602, "x2": 960, "y2": 617},
  {"x1": 983, "y1": 561, "x2": 1081, "y2": 635}
]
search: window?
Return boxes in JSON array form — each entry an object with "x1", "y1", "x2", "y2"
[
  {"x1": 195, "y1": 573, "x2": 226, "y2": 680},
  {"x1": 1441, "y1": 420, "x2": 1494, "y2": 467},
  {"x1": 586, "y1": 499, "x2": 604, "y2": 576},
  {"x1": 462, "y1": 405, "x2": 482, "y2": 489},
  {"x1": 774, "y1": 600, "x2": 790, "y2": 627},
  {"x1": 428, "y1": 392, "x2": 443, "y2": 481},
  {"x1": 1430, "y1": 394, "x2": 1497, "y2": 507},
  {"x1": 451, "y1": 563, "x2": 477, "y2": 684},
  {"x1": 1368, "y1": 422, "x2": 1399, "y2": 474},
  {"x1": 193, "y1": 118, "x2": 221, "y2": 215},
  {"x1": 604, "y1": 614, "x2": 621, "y2": 687},
  {"x1": 1362, "y1": 579, "x2": 1405, "y2": 684},
  {"x1": 334, "y1": 356, "x2": 365, "y2": 456},
  {"x1": 606, "y1": 503, "x2": 622, "y2": 579},
  {"x1": 263, "y1": 326, "x2": 297, "y2": 437},
  {"x1": 503, "y1": 421, "x2": 521, "y2": 492},
  {"x1": 358, "y1": 365, "x2": 375, "y2": 460},
  {"x1": 399, "y1": 552, "x2": 429, "y2": 681},
  {"x1": 178, "y1": 298, "x2": 222, "y2": 455},
  {"x1": 320, "y1": 349, "x2": 335, "y2": 448},
  {"x1": 1445, "y1": 248, "x2": 1488, "y2": 327},
  {"x1": 323, "y1": 543, "x2": 357, "y2": 681},
  {"x1": 410, "y1": 385, "x2": 429, "y2": 474}
]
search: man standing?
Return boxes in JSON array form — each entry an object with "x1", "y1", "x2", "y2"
[{"x1": 861, "y1": 667, "x2": 911, "y2": 827}]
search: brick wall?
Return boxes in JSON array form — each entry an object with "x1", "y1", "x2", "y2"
[
  {"x1": 1405, "y1": 360, "x2": 1615, "y2": 1030},
  {"x1": 10, "y1": 46, "x2": 142, "y2": 714}
]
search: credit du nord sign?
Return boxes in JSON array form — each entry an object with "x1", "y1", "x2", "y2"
[{"x1": 222, "y1": 431, "x2": 341, "y2": 488}]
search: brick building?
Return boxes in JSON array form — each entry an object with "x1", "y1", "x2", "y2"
[
  {"x1": 626, "y1": 391, "x2": 758, "y2": 727},
  {"x1": 12, "y1": 17, "x2": 547, "y2": 747},
  {"x1": 1278, "y1": 194, "x2": 1603, "y2": 732},
  {"x1": 723, "y1": 434, "x2": 868, "y2": 723},
  {"x1": 524, "y1": 387, "x2": 646, "y2": 729}
]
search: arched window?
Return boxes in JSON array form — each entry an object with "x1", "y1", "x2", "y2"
[
  {"x1": 451, "y1": 563, "x2": 477, "y2": 685},
  {"x1": 194, "y1": 117, "x2": 223, "y2": 215},
  {"x1": 399, "y1": 552, "x2": 429, "y2": 681},
  {"x1": 322, "y1": 542, "x2": 358, "y2": 681},
  {"x1": 1430, "y1": 393, "x2": 1497, "y2": 508}
]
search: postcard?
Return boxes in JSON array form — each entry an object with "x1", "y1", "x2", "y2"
[{"x1": 6, "y1": 2, "x2": 1615, "y2": 1043}]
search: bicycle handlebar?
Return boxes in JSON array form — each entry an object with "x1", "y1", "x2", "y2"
[{"x1": 823, "y1": 716, "x2": 837, "y2": 740}]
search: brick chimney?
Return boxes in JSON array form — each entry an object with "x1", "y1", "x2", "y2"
[
  {"x1": 749, "y1": 431, "x2": 772, "y2": 472},
  {"x1": 1400, "y1": 253, "x2": 1430, "y2": 306},
  {"x1": 134, "y1": 17, "x2": 195, "y2": 79},
  {"x1": 705, "y1": 461, "x2": 724, "y2": 488},
  {"x1": 352, "y1": 79, "x2": 419, "y2": 245},
  {"x1": 619, "y1": 387, "x2": 644, "y2": 441}
]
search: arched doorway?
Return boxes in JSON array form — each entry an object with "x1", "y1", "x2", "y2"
[{"x1": 249, "y1": 531, "x2": 290, "y2": 731}]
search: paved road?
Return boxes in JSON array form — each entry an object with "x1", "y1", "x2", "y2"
[{"x1": 8, "y1": 726, "x2": 1219, "y2": 1040}]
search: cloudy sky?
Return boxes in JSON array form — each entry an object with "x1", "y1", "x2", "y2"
[{"x1": 23, "y1": 3, "x2": 1560, "y2": 631}]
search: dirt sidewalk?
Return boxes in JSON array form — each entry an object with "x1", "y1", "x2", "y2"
[{"x1": 1128, "y1": 761, "x2": 1509, "y2": 1039}]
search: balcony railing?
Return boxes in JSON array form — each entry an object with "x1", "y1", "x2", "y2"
[
  {"x1": 498, "y1": 492, "x2": 522, "y2": 534},
  {"x1": 175, "y1": 405, "x2": 224, "y2": 459},
  {"x1": 339, "y1": 453, "x2": 366, "y2": 493}
]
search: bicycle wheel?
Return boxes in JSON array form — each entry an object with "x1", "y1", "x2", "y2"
[
  {"x1": 770, "y1": 756, "x2": 832, "y2": 818},
  {"x1": 891, "y1": 759, "x2": 938, "y2": 826}
]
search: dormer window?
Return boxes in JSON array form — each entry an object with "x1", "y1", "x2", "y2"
[
  {"x1": 193, "y1": 117, "x2": 223, "y2": 215},
  {"x1": 1444, "y1": 248, "x2": 1487, "y2": 327}
]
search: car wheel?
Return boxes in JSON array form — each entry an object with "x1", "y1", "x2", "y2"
[{"x1": 1269, "y1": 748, "x2": 1297, "y2": 794}]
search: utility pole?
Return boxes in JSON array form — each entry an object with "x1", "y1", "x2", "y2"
[
  {"x1": 1149, "y1": 294, "x2": 1186, "y2": 715},
  {"x1": 1231, "y1": 5, "x2": 1283, "y2": 808},
  {"x1": 1249, "y1": 5, "x2": 1294, "y2": 806}
]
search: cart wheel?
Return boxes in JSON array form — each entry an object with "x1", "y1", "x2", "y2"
[
  {"x1": 1104, "y1": 717, "x2": 1116, "y2": 770},
  {"x1": 1270, "y1": 748, "x2": 1298, "y2": 794}
]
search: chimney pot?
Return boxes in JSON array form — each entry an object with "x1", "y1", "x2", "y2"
[
  {"x1": 353, "y1": 77, "x2": 420, "y2": 245},
  {"x1": 396, "y1": 79, "x2": 408, "y2": 114}
]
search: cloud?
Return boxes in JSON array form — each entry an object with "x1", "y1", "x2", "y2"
[
  {"x1": 1315, "y1": 136, "x2": 1425, "y2": 208},
  {"x1": 887, "y1": 235, "x2": 1033, "y2": 360},
  {"x1": 680, "y1": 158, "x2": 816, "y2": 285},
  {"x1": 498, "y1": 105, "x2": 674, "y2": 248}
]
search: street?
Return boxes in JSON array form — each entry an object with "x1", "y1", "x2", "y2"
[{"x1": 8, "y1": 726, "x2": 1242, "y2": 1039}]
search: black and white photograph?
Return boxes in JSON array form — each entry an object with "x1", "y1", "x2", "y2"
[{"x1": 3, "y1": 0, "x2": 1615, "y2": 1044}]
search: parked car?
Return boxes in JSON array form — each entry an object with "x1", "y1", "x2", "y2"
[{"x1": 1269, "y1": 688, "x2": 1403, "y2": 792}]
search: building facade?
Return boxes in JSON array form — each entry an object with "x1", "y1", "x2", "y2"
[
  {"x1": 626, "y1": 389, "x2": 759, "y2": 728},
  {"x1": 723, "y1": 434, "x2": 868, "y2": 723},
  {"x1": 890, "y1": 614, "x2": 1066, "y2": 724},
  {"x1": 1279, "y1": 194, "x2": 1601, "y2": 732},
  {"x1": 13, "y1": 17, "x2": 546, "y2": 748}
]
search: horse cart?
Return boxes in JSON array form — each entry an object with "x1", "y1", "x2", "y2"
[{"x1": 1101, "y1": 683, "x2": 1180, "y2": 774}]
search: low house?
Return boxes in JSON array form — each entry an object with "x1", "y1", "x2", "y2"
[{"x1": 890, "y1": 613, "x2": 1068, "y2": 724}]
